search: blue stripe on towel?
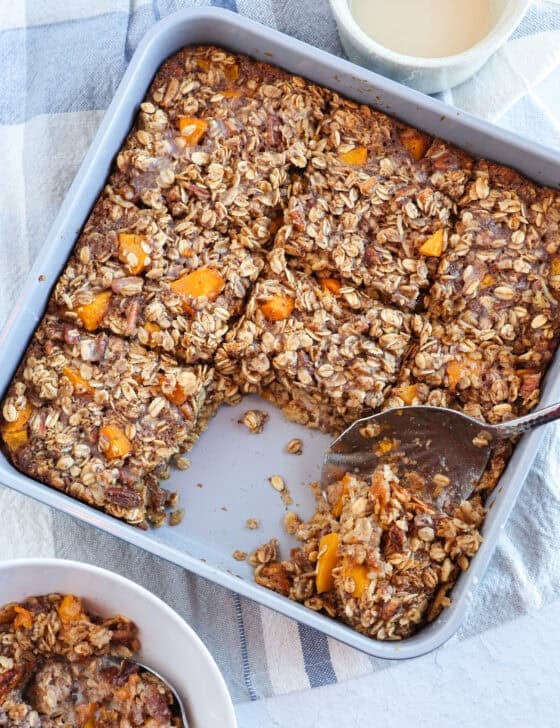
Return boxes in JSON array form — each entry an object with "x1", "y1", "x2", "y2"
[
  {"x1": 298, "y1": 622, "x2": 337, "y2": 688},
  {"x1": 233, "y1": 593, "x2": 259, "y2": 701},
  {"x1": 212, "y1": 0, "x2": 238, "y2": 10}
]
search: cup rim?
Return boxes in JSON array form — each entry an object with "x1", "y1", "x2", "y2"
[{"x1": 330, "y1": 0, "x2": 531, "y2": 69}]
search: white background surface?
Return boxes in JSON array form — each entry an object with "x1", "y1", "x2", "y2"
[{"x1": 237, "y1": 601, "x2": 560, "y2": 726}]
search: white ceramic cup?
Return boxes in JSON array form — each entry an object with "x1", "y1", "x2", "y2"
[
  {"x1": 330, "y1": 0, "x2": 531, "y2": 94},
  {"x1": 0, "y1": 559, "x2": 236, "y2": 728}
]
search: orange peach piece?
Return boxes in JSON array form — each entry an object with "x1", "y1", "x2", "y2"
[
  {"x1": 446, "y1": 359, "x2": 478, "y2": 391},
  {"x1": 13, "y1": 606, "x2": 33, "y2": 630},
  {"x1": 1, "y1": 402, "x2": 33, "y2": 434},
  {"x1": 2, "y1": 429, "x2": 28, "y2": 452},
  {"x1": 159, "y1": 376, "x2": 188, "y2": 406},
  {"x1": 481, "y1": 273, "x2": 495, "y2": 288},
  {"x1": 338, "y1": 146, "x2": 368, "y2": 165},
  {"x1": 419, "y1": 229, "x2": 444, "y2": 257},
  {"x1": 98, "y1": 424, "x2": 132, "y2": 460},
  {"x1": 178, "y1": 117, "x2": 208, "y2": 146},
  {"x1": 331, "y1": 474, "x2": 353, "y2": 518},
  {"x1": 321, "y1": 278, "x2": 342, "y2": 295},
  {"x1": 316, "y1": 532, "x2": 340, "y2": 593},
  {"x1": 551, "y1": 258, "x2": 560, "y2": 276},
  {"x1": 222, "y1": 89, "x2": 241, "y2": 99},
  {"x1": 169, "y1": 268, "x2": 225, "y2": 307},
  {"x1": 341, "y1": 560, "x2": 370, "y2": 598},
  {"x1": 76, "y1": 291, "x2": 112, "y2": 332},
  {"x1": 393, "y1": 384, "x2": 418, "y2": 405},
  {"x1": 63, "y1": 367, "x2": 94, "y2": 396},
  {"x1": 224, "y1": 63, "x2": 239, "y2": 82},
  {"x1": 375, "y1": 438, "x2": 394, "y2": 456},
  {"x1": 58, "y1": 594, "x2": 83, "y2": 624},
  {"x1": 400, "y1": 129, "x2": 431, "y2": 161},
  {"x1": 259, "y1": 293, "x2": 295, "y2": 322},
  {"x1": 118, "y1": 233, "x2": 150, "y2": 275}
]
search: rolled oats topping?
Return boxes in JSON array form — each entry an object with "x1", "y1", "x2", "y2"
[
  {"x1": 217, "y1": 248, "x2": 420, "y2": 433},
  {"x1": 0, "y1": 594, "x2": 182, "y2": 726},
  {"x1": 1, "y1": 315, "x2": 211, "y2": 527}
]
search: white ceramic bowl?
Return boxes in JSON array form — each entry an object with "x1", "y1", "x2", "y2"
[
  {"x1": 330, "y1": 0, "x2": 530, "y2": 94},
  {"x1": 0, "y1": 559, "x2": 236, "y2": 728}
]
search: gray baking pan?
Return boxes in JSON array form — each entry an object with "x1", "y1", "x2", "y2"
[{"x1": 1, "y1": 8, "x2": 559, "y2": 660}]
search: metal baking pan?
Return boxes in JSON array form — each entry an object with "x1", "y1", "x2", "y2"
[{"x1": 1, "y1": 7, "x2": 560, "y2": 659}]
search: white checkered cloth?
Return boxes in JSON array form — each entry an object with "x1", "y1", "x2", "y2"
[{"x1": 1, "y1": 0, "x2": 560, "y2": 703}]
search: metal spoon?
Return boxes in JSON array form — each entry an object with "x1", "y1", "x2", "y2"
[
  {"x1": 104, "y1": 656, "x2": 189, "y2": 726},
  {"x1": 322, "y1": 402, "x2": 560, "y2": 513}
]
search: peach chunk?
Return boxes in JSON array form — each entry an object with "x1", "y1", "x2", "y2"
[
  {"x1": 118, "y1": 233, "x2": 150, "y2": 275},
  {"x1": 400, "y1": 128, "x2": 431, "y2": 161},
  {"x1": 159, "y1": 375, "x2": 188, "y2": 406},
  {"x1": 224, "y1": 63, "x2": 239, "y2": 82},
  {"x1": 341, "y1": 560, "x2": 370, "y2": 598},
  {"x1": 63, "y1": 367, "x2": 94, "y2": 396},
  {"x1": 57, "y1": 594, "x2": 83, "y2": 624},
  {"x1": 13, "y1": 606, "x2": 33, "y2": 630},
  {"x1": 259, "y1": 293, "x2": 295, "y2": 322},
  {"x1": 316, "y1": 532, "x2": 340, "y2": 593},
  {"x1": 331, "y1": 474, "x2": 353, "y2": 518},
  {"x1": 419, "y1": 229, "x2": 444, "y2": 257},
  {"x1": 76, "y1": 291, "x2": 112, "y2": 332},
  {"x1": 392, "y1": 384, "x2": 418, "y2": 405},
  {"x1": 178, "y1": 117, "x2": 209, "y2": 146},
  {"x1": 222, "y1": 89, "x2": 241, "y2": 99},
  {"x1": 1, "y1": 402, "x2": 33, "y2": 451},
  {"x1": 98, "y1": 424, "x2": 132, "y2": 460},
  {"x1": 446, "y1": 359, "x2": 479, "y2": 391},
  {"x1": 321, "y1": 278, "x2": 342, "y2": 295},
  {"x1": 338, "y1": 146, "x2": 368, "y2": 166},
  {"x1": 2, "y1": 429, "x2": 28, "y2": 451},
  {"x1": 1, "y1": 402, "x2": 33, "y2": 434},
  {"x1": 169, "y1": 269, "x2": 225, "y2": 309}
]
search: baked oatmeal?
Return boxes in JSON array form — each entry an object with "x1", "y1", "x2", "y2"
[
  {"x1": 2, "y1": 44, "x2": 560, "y2": 641},
  {"x1": 1, "y1": 314, "x2": 212, "y2": 527},
  {"x1": 253, "y1": 466, "x2": 484, "y2": 640},
  {"x1": 0, "y1": 593, "x2": 182, "y2": 726},
  {"x1": 54, "y1": 198, "x2": 263, "y2": 364},
  {"x1": 276, "y1": 103, "x2": 457, "y2": 311},
  {"x1": 111, "y1": 45, "x2": 329, "y2": 245},
  {"x1": 217, "y1": 248, "x2": 422, "y2": 433}
]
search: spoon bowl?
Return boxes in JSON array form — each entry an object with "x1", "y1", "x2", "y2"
[{"x1": 322, "y1": 401, "x2": 560, "y2": 513}]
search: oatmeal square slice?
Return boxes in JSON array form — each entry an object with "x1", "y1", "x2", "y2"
[
  {"x1": 110, "y1": 46, "x2": 330, "y2": 246},
  {"x1": 427, "y1": 161, "x2": 560, "y2": 359},
  {"x1": 53, "y1": 198, "x2": 263, "y2": 363},
  {"x1": 0, "y1": 315, "x2": 213, "y2": 527},
  {"x1": 384, "y1": 314, "x2": 545, "y2": 424},
  {"x1": 216, "y1": 249, "x2": 421, "y2": 434},
  {"x1": 275, "y1": 104, "x2": 458, "y2": 310}
]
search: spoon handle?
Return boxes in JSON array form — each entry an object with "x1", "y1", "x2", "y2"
[{"x1": 493, "y1": 400, "x2": 560, "y2": 438}]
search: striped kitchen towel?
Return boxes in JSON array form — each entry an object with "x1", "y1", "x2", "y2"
[{"x1": 1, "y1": 0, "x2": 560, "y2": 703}]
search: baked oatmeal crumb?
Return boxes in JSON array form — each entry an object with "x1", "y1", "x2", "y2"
[
  {"x1": 238, "y1": 409, "x2": 269, "y2": 434},
  {"x1": 168, "y1": 508, "x2": 185, "y2": 526},
  {"x1": 286, "y1": 438, "x2": 303, "y2": 455},
  {"x1": 268, "y1": 475, "x2": 285, "y2": 492},
  {"x1": 246, "y1": 518, "x2": 260, "y2": 529},
  {"x1": 284, "y1": 511, "x2": 301, "y2": 534},
  {"x1": 175, "y1": 455, "x2": 191, "y2": 470},
  {"x1": 233, "y1": 550, "x2": 248, "y2": 561}
]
